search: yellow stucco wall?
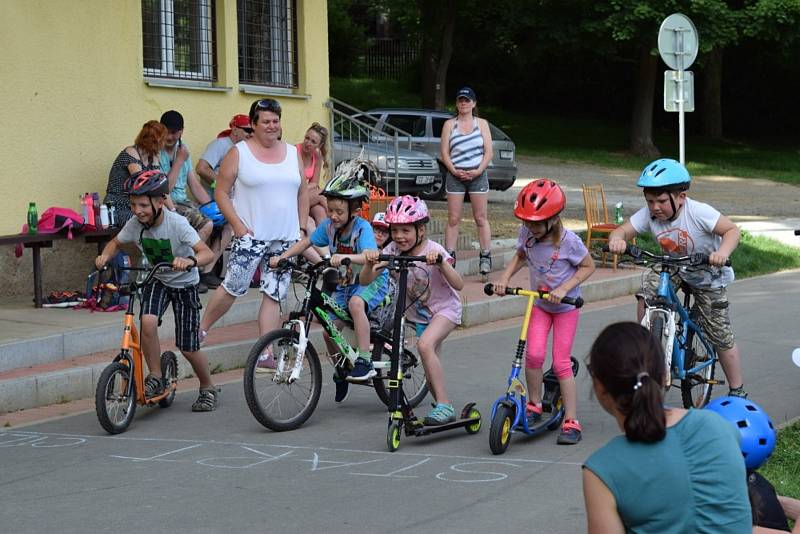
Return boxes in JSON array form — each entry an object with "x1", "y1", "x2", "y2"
[{"x1": 0, "y1": 0, "x2": 330, "y2": 235}]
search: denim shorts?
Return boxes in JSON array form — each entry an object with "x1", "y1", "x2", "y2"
[
  {"x1": 222, "y1": 235, "x2": 294, "y2": 300},
  {"x1": 446, "y1": 169, "x2": 489, "y2": 194},
  {"x1": 140, "y1": 279, "x2": 202, "y2": 352}
]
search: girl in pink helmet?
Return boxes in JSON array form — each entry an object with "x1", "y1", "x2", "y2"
[{"x1": 362, "y1": 195, "x2": 464, "y2": 425}]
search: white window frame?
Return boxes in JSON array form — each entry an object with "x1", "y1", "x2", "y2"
[
  {"x1": 237, "y1": 0, "x2": 298, "y2": 89},
  {"x1": 143, "y1": 0, "x2": 214, "y2": 82}
]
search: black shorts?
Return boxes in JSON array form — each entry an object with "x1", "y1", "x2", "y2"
[{"x1": 140, "y1": 279, "x2": 203, "y2": 352}]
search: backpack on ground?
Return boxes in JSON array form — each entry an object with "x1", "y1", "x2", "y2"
[{"x1": 84, "y1": 251, "x2": 131, "y2": 311}]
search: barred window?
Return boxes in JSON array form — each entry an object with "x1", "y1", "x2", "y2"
[
  {"x1": 142, "y1": 0, "x2": 217, "y2": 82},
  {"x1": 237, "y1": 0, "x2": 298, "y2": 89}
]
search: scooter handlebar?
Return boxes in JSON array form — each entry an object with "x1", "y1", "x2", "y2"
[{"x1": 483, "y1": 283, "x2": 584, "y2": 308}]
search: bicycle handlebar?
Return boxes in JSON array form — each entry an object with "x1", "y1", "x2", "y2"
[
  {"x1": 377, "y1": 254, "x2": 443, "y2": 264},
  {"x1": 483, "y1": 283, "x2": 584, "y2": 308},
  {"x1": 795, "y1": 229, "x2": 800, "y2": 236},
  {"x1": 603, "y1": 244, "x2": 731, "y2": 267},
  {"x1": 276, "y1": 256, "x2": 351, "y2": 271}
]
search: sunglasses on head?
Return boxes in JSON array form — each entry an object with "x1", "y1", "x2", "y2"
[{"x1": 254, "y1": 98, "x2": 281, "y2": 113}]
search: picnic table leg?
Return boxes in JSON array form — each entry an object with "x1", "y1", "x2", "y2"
[{"x1": 32, "y1": 245, "x2": 43, "y2": 308}]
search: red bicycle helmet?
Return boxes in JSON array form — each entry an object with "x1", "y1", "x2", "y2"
[
  {"x1": 514, "y1": 179, "x2": 565, "y2": 221},
  {"x1": 124, "y1": 170, "x2": 169, "y2": 197}
]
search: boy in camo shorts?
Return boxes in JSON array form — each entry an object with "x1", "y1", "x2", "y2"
[{"x1": 608, "y1": 158, "x2": 747, "y2": 398}]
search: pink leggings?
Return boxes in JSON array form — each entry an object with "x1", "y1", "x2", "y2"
[{"x1": 526, "y1": 306, "x2": 580, "y2": 379}]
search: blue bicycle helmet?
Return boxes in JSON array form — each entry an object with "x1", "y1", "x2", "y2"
[
  {"x1": 705, "y1": 396, "x2": 776, "y2": 470},
  {"x1": 637, "y1": 159, "x2": 691, "y2": 190},
  {"x1": 198, "y1": 201, "x2": 226, "y2": 227}
]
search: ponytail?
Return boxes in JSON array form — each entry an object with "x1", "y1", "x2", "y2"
[{"x1": 588, "y1": 322, "x2": 666, "y2": 443}]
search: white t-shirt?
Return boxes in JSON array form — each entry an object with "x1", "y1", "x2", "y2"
[
  {"x1": 233, "y1": 141, "x2": 301, "y2": 242},
  {"x1": 630, "y1": 197, "x2": 734, "y2": 288},
  {"x1": 117, "y1": 209, "x2": 201, "y2": 288}
]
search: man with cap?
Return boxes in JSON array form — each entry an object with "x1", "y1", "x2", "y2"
[
  {"x1": 196, "y1": 114, "x2": 253, "y2": 194},
  {"x1": 159, "y1": 110, "x2": 220, "y2": 291}
]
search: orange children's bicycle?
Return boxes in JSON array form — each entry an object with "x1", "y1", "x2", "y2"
[{"x1": 94, "y1": 261, "x2": 179, "y2": 434}]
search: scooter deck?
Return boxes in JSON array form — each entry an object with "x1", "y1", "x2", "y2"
[{"x1": 406, "y1": 415, "x2": 481, "y2": 436}]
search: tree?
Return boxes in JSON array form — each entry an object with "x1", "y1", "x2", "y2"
[{"x1": 418, "y1": 0, "x2": 456, "y2": 109}]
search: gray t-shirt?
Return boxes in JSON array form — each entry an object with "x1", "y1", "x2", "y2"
[
  {"x1": 630, "y1": 197, "x2": 735, "y2": 288},
  {"x1": 117, "y1": 209, "x2": 201, "y2": 288},
  {"x1": 200, "y1": 137, "x2": 234, "y2": 172}
]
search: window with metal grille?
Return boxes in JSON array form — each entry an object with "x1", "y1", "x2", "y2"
[
  {"x1": 237, "y1": 0, "x2": 298, "y2": 89},
  {"x1": 142, "y1": 0, "x2": 217, "y2": 82}
]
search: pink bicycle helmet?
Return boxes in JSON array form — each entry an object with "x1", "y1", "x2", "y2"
[{"x1": 384, "y1": 195, "x2": 429, "y2": 225}]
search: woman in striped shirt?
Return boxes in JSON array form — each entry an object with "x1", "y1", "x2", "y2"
[{"x1": 439, "y1": 86, "x2": 494, "y2": 279}]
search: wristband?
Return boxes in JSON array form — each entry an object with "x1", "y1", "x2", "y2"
[{"x1": 188, "y1": 256, "x2": 198, "y2": 268}]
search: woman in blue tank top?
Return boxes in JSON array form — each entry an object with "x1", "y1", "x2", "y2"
[
  {"x1": 583, "y1": 322, "x2": 752, "y2": 533},
  {"x1": 439, "y1": 86, "x2": 494, "y2": 278}
]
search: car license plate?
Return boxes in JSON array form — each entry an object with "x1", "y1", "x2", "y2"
[
  {"x1": 499, "y1": 150, "x2": 513, "y2": 160},
  {"x1": 416, "y1": 175, "x2": 435, "y2": 184}
]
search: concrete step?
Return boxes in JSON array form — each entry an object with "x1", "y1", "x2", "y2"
[{"x1": 0, "y1": 267, "x2": 643, "y2": 413}]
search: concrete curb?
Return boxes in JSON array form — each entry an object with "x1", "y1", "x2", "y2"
[{"x1": 0, "y1": 269, "x2": 641, "y2": 413}]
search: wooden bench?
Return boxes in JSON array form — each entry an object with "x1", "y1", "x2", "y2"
[{"x1": 0, "y1": 228, "x2": 120, "y2": 308}]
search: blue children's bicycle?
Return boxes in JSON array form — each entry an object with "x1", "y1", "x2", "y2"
[
  {"x1": 614, "y1": 244, "x2": 729, "y2": 408},
  {"x1": 484, "y1": 283, "x2": 582, "y2": 455}
]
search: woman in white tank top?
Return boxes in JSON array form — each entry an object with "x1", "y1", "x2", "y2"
[
  {"x1": 439, "y1": 86, "x2": 494, "y2": 280},
  {"x1": 199, "y1": 99, "x2": 312, "y2": 359}
]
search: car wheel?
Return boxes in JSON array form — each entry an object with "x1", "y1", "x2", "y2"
[{"x1": 419, "y1": 168, "x2": 446, "y2": 201}]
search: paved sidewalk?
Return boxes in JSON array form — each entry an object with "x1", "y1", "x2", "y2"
[{"x1": 0, "y1": 262, "x2": 641, "y2": 417}]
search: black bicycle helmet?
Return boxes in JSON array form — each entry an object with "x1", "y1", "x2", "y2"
[{"x1": 124, "y1": 170, "x2": 169, "y2": 197}]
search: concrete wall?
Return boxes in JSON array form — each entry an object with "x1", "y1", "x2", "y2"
[{"x1": 0, "y1": 0, "x2": 330, "y2": 297}]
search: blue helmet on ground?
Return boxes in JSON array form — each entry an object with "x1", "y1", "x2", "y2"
[
  {"x1": 199, "y1": 201, "x2": 226, "y2": 227},
  {"x1": 636, "y1": 158, "x2": 691, "y2": 190},
  {"x1": 705, "y1": 396, "x2": 776, "y2": 470}
]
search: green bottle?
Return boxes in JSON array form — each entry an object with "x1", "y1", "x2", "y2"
[{"x1": 27, "y1": 202, "x2": 38, "y2": 234}]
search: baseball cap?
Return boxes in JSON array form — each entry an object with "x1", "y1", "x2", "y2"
[
  {"x1": 229, "y1": 114, "x2": 250, "y2": 129},
  {"x1": 372, "y1": 212, "x2": 389, "y2": 229},
  {"x1": 456, "y1": 86, "x2": 476, "y2": 101},
  {"x1": 160, "y1": 110, "x2": 184, "y2": 131}
]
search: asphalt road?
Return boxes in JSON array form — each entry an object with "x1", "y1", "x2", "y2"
[{"x1": 1, "y1": 271, "x2": 799, "y2": 534}]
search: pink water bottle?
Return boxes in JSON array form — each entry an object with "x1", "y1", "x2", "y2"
[
  {"x1": 83, "y1": 193, "x2": 95, "y2": 228},
  {"x1": 92, "y1": 192, "x2": 101, "y2": 228}
]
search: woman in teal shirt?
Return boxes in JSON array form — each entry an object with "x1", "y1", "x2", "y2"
[{"x1": 582, "y1": 322, "x2": 752, "y2": 533}]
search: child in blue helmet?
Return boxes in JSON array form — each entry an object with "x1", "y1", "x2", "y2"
[
  {"x1": 706, "y1": 397, "x2": 800, "y2": 533},
  {"x1": 608, "y1": 158, "x2": 747, "y2": 398}
]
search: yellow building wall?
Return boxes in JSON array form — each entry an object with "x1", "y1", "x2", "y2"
[{"x1": 0, "y1": 0, "x2": 330, "y2": 235}]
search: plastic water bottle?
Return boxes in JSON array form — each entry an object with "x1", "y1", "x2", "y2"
[
  {"x1": 27, "y1": 202, "x2": 38, "y2": 234},
  {"x1": 99, "y1": 205, "x2": 110, "y2": 229},
  {"x1": 107, "y1": 203, "x2": 117, "y2": 227},
  {"x1": 614, "y1": 202, "x2": 623, "y2": 224}
]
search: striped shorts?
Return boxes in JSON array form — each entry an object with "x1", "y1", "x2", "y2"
[{"x1": 140, "y1": 278, "x2": 202, "y2": 352}]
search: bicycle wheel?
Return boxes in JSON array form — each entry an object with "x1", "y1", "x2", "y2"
[
  {"x1": 243, "y1": 329, "x2": 322, "y2": 432},
  {"x1": 158, "y1": 351, "x2": 178, "y2": 408},
  {"x1": 95, "y1": 362, "x2": 136, "y2": 434},
  {"x1": 373, "y1": 335, "x2": 429, "y2": 408},
  {"x1": 649, "y1": 314, "x2": 672, "y2": 389},
  {"x1": 681, "y1": 329, "x2": 716, "y2": 408}
]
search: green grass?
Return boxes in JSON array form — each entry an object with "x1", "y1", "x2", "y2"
[
  {"x1": 759, "y1": 421, "x2": 800, "y2": 500},
  {"x1": 331, "y1": 77, "x2": 800, "y2": 184}
]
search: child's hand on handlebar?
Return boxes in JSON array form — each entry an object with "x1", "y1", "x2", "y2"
[
  {"x1": 492, "y1": 278, "x2": 510, "y2": 297},
  {"x1": 95, "y1": 254, "x2": 109, "y2": 270},
  {"x1": 546, "y1": 286, "x2": 567, "y2": 304},
  {"x1": 608, "y1": 237, "x2": 627, "y2": 255},
  {"x1": 708, "y1": 251, "x2": 730, "y2": 268},
  {"x1": 269, "y1": 255, "x2": 284, "y2": 269},
  {"x1": 426, "y1": 251, "x2": 440, "y2": 265},
  {"x1": 330, "y1": 254, "x2": 347, "y2": 267},
  {"x1": 364, "y1": 250, "x2": 380, "y2": 264},
  {"x1": 172, "y1": 256, "x2": 196, "y2": 272}
]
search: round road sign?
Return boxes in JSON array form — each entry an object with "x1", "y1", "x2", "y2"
[{"x1": 658, "y1": 13, "x2": 698, "y2": 70}]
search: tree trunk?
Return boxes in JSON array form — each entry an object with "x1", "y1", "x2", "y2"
[
  {"x1": 702, "y1": 48, "x2": 724, "y2": 140},
  {"x1": 630, "y1": 40, "x2": 660, "y2": 158},
  {"x1": 419, "y1": 0, "x2": 456, "y2": 109}
]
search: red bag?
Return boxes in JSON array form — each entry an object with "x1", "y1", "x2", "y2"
[{"x1": 15, "y1": 207, "x2": 86, "y2": 257}]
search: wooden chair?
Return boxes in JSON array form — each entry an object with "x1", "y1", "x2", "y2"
[{"x1": 582, "y1": 184, "x2": 622, "y2": 269}]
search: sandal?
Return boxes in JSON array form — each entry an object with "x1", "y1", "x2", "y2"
[
  {"x1": 557, "y1": 419, "x2": 582, "y2": 445},
  {"x1": 526, "y1": 401, "x2": 542, "y2": 422},
  {"x1": 191, "y1": 387, "x2": 220, "y2": 412},
  {"x1": 144, "y1": 374, "x2": 164, "y2": 397}
]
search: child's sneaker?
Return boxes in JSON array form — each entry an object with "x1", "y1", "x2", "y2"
[
  {"x1": 424, "y1": 403, "x2": 456, "y2": 426},
  {"x1": 526, "y1": 401, "x2": 543, "y2": 423},
  {"x1": 191, "y1": 387, "x2": 220, "y2": 412},
  {"x1": 346, "y1": 357, "x2": 376, "y2": 382},
  {"x1": 557, "y1": 419, "x2": 582, "y2": 445},
  {"x1": 728, "y1": 386, "x2": 748, "y2": 399},
  {"x1": 255, "y1": 353, "x2": 277, "y2": 374},
  {"x1": 479, "y1": 250, "x2": 492, "y2": 278},
  {"x1": 333, "y1": 371, "x2": 350, "y2": 403},
  {"x1": 144, "y1": 374, "x2": 164, "y2": 397}
]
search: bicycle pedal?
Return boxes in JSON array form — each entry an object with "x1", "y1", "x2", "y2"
[{"x1": 706, "y1": 379, "x2": 726, "y2": 385}]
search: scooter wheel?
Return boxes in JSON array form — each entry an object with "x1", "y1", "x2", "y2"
[
  {"x1": 465, "y1": 407, "x2": 482, "y2": 435},
  {"x1": 489, "y1": 404, "x2": 514, "y2": 454},
  {"x1": 387, "y1": 421, "x2": 402, "y2": 452}
]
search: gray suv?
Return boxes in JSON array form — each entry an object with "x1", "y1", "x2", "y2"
[{"x1": 361, "y1": 108, "x2": 518, "y2": 200}]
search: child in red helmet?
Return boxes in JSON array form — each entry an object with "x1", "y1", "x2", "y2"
[{"x1": 493, "y1": 179, "x2": 595, "y2": 444}]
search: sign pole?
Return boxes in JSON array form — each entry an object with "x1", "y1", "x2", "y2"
[{"x1": 676, "y1": 27, "x2": 685, "y2": 165}]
